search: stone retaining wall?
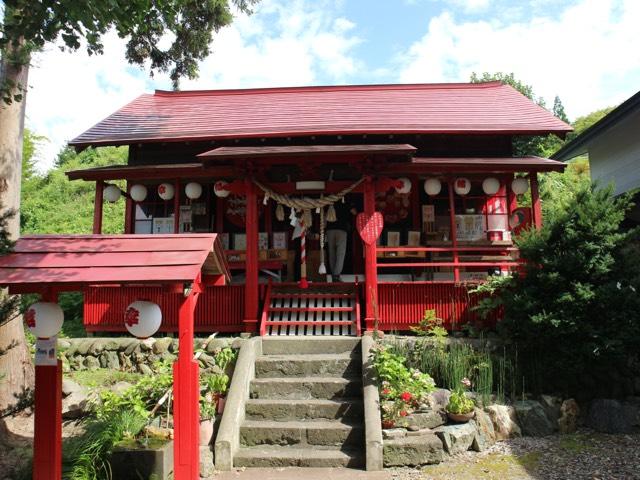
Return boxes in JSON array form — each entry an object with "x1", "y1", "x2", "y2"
[{"x1": 59, "y1": 337, "x2": 244, "y2": 374}]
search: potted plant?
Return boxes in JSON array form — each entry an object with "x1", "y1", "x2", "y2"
[
  {"x1": 446, "y1": 378, "x2": 475, "y2": 422},
  {"x1": 199, "y1": 401, "x2": 217, "y2": 446}
]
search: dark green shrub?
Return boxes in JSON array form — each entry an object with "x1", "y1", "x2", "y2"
[{"x1": 497, "y1": 184, "x2": 640, "y2": 397}]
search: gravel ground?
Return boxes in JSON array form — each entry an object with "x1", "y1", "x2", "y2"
[{"x1": 390, "y1": 429, "x2": 640, "y2": 480}]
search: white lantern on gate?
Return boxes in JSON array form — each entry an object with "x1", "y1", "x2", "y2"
[
  {"x1": 453, "y1": 177, "x2": 471, "y2": 196},
  {"x1": 124, "y1": 301, "x2": 162, "y2": 339},
  {"x1": 103, "y1": 184, "x2": 121, "y2": 203},
  {"x1": 158, "y1": 183, "x2": 175, "y2": 201},
  {"x1": 511, "y1": 177, "x2": 529, "y2": 195},
  {"x1": 482, "y1": 177, "x2": 501, "y2": 195},
  {"x1": 213, "y1": 180, "x2": 230, "y2": 198},
  {"x1": 424, "y1": 178, "x2": 442, "y2": 196},
  {"x1": 185, "y1": 182, "x2": 203, "y2": 200},
  {"x1": 394, "y1": 177, "x2": 412, "y2": 194},
  {"x1": 130, "y1": 184, "x2": 148, "y2": 202},
  {"x1": 25, "y1": 302, "x2": 64, "y2": 339}
]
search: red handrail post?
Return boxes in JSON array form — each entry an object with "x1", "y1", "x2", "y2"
[
  {"x1": 173, "y1": 280, "x2": 201, "y2": 480},
  {"x1": 33, "y1": 360, "x2": 62, "y2": 480},
  {"x1": 447, "y1": 179, "x2": 460, "y2": 282},
  {"x1": 363, "y1": 176, "x2": 379, "y2": 331},
  {"x1": 244, "y1": 179, "x2": 259, "y2": 333}
]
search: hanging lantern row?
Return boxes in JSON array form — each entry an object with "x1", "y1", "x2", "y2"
[
  {"x1": 105, "y1": 182, "x2": 207, "y2": 203},
  {"x1": 421, "y1": 177, "x2": 530, "y2": 196}
]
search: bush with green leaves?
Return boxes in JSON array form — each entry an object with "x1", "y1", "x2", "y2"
[{"x1": 487, "y1": 184, "x2": 640, "y2": 397}]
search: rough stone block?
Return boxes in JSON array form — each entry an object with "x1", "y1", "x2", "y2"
[
  {"x1": 406, "y1": 410, "x2": 446, "y2": 429},
  {"x1": 383, "y1": 433, "x2": 444, "y2": 466},
  {"x1": 514, "y1": 400, "x2": 554, "y2": 436},
  {"x1": 434, "y1": 422, "x2": 477, "y2": 455},
  {"x1": 152, "y1": 337, "x2": 173, "y2": 354},
  {"x1": 558, "y1": 398, "x2": 580, "y2": 434},
  {"x1": 83, "y1": 355, "x2": 100, "y2": 370},
  {"x1": 471, "y1": 408, "x2": 495, "y2": 451},
  {"x1": 587, "y1": 399, "x2": 633, "y2": 433},
  {"x1": 539, "y1": 394, "x2": 562, "y2": 428},
  {"x1": 485, "y1": 404, "x2": 521, "y2": 440}
]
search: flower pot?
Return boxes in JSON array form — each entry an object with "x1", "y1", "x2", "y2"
[
  {"x1": 447, "y1": 411, "x2": 475, "y2": 423},
  {"x1": 216, "y1": 395, "x2": 226, "y2": 414},
  {"x1": 381, "y1": 419, "x2": 396, "y2": 429},
  {"x1": 199, "y1": 419, "x2": 214, "y2": 446}
]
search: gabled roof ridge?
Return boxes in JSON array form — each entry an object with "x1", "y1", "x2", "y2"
[{"x1": 153, "y1": 81, "x2": 504, "y2": 97}]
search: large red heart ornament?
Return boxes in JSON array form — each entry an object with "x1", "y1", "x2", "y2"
[{"x1": 356, "y1": 212, "x2": 384, "y2": 245}]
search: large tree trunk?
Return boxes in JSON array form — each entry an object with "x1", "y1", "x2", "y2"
[{"x1": 0, "y1": 36, "x2": 35, "y2": 414}]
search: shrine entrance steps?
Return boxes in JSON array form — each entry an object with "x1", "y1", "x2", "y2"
[
  {"x1": 234, "y1": 337, "x2": 365, "y2": 468},
  {"x1": 260, "y1": 283, "x2": 361, "y2": 336}
]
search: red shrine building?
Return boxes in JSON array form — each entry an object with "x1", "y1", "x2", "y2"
[{"x1": 65, "y1": 81, "x2": 570, "y2": 335}]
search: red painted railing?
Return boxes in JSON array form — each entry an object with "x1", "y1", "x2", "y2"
[
  {"x1": 376, "y1": 282, "x2": 500, "y2": 331},
  {"x1": 84, "y1": 284, "x2": 248, "y2": 332}
]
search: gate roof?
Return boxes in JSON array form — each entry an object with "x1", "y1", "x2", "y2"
[{"x1": 0, "y1": 234, "x2": 228, "y2": 292}]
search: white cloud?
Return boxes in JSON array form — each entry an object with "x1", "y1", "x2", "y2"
[
  {"x1": 25, "y1": 0, "x2": 361, "y2": 171},
  {"x1": 397, "y1": 0, "x2": 640, "y2": 120}
]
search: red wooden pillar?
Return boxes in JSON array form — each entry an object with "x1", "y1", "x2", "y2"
[
  {"x1": 244, "y1": 179, "x2": 259, "y2": 332},
  {"x1": 93, "y1": 180, "x2": 104, "y2": 234},
  {"x1": 33, "y1": 360, "x2": 62, "y2": 480},
  {"x1": 124, "y1": 181, "x2": 133, "y2": 234},
  {"x1": 173, "y1": 281, "x2": 201, "y2": 480},
  {"x1": 363, "y1": 176, "x2": 379, "y2": 331},
  {"x1": 447, "y1": 179, "x2": 460, "y2": 282},
  {"x1": 530, "y1": 172, "x2": 542, "y2": 229},
  {"x1": 174, "y1": 179, "x2": 181, "y2": 234}
]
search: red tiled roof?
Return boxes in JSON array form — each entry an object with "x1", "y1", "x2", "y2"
[
  {"x1": 0, "y1": 234, "x2": 229, "y2": 290},
  {"x1": 69, "y1": 82, "x2": 572, "y2": 147}
]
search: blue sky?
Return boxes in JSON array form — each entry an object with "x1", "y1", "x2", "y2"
[{"x1": 26, "y1": 0, "x2": 640, "y2": 170}]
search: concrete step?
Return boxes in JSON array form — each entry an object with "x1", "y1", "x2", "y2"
[
  {"x1": 233, "y1": 445, "x2": 365, "y2": 468},
  {"x1": 255, "y1": 353, "x2": 361, "y2": 378},
  {"x1": 250, "y1": 377, "x2": 362, "y2": 400},
  {"x1": 240, "y1": 420, "x2": 364, "y2": 447},
  {"x1": 261, "y1": 337, "x2": 361, "y2": 355},
  {"x1": 245, "y1": 398, "x2": 364, "y2": 422}
]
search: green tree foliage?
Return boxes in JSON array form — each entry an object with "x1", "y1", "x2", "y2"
[
  {"x1": 566, "y1": 106, "x2": 616, "y2": 142},
  {"x1": 470, "y1": 72, "x2": 568, "y2": 157},
  {"x1": 539, "y1": 157, "x2": 591, "y2": 222},
  {"x1": 21, "y1": 145, "x2": 127, "y2": 234},
  {"x1": 498, "y1": 184, "x2": 640, "y2": 397},
  {"x1": 1, "y1": 0, "x2": 259, "y2": 100}
]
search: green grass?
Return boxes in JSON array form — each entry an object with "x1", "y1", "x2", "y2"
[
  {"x1": 69, "y1": 369, "x2": 143, "y2": 389},
  {"x1": 559, "y1": 433, "x2": 595, "y2": 454}
]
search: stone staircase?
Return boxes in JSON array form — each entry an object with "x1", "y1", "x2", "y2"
[{"x1": 233, "y1": 337, "x2": 365, "y2": 468}]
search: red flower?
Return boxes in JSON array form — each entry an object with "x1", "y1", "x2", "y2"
[
  {"x1": 382, "y1": 388, "x2": 391, "y2": 396},
  {"x1": 399, "y1": 410, "x2": 408, "y2": 417},
  {"x1": 400, "y1": 392, "x2": 412, "y2": 402}
]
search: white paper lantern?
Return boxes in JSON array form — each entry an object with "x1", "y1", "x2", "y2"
[
  {"x1": 511, "y1": 177, "x2": 529, "y2": 195},
  {"x1": 124, "y1": 301, "x2": 162, "y2": 339},
  {"x1": 453, "y1": 177, "x2": 472, "y2": 196},
  {"x1": 394, "y1": 177, "x2": 412, "y2": 194},
  {"x1": 158, "y1": 183, "x2": 175, "y2": 201},
  {"x1": 482, "y1": 177, "x2": 501, "y2": 195},
  {"x1": 185, "y1": 182, "x2": 203, "y2": 200},
  {"x1": 213, "y1": 181, "x2": 230, "y2": 198},
  {"x1": 103, "y1": 184, "x2": 121, "y2": 203},
  {"x1": 25, "y1": 302, "x2": 64, "y2": 338},
  {"x1": 130, "y1": 184, "x2": 148, "y2": 202},
  {"x1": 423, "y1": 178, "x2": 441, "y2": 196}
]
